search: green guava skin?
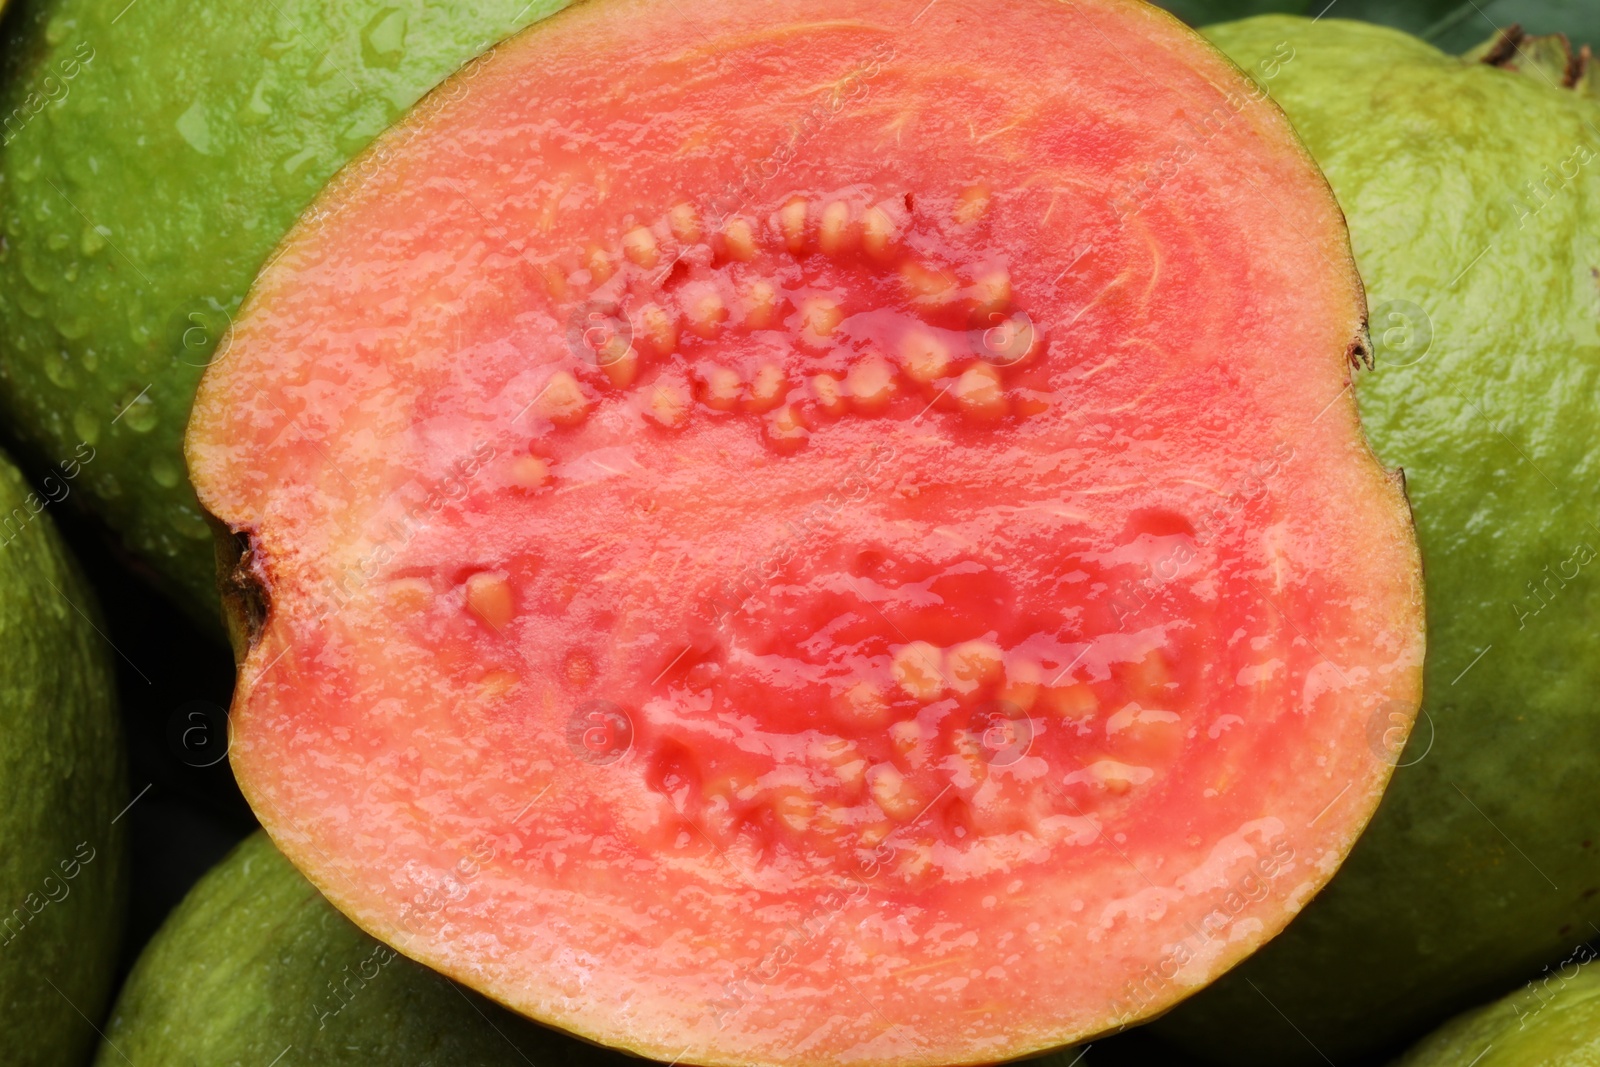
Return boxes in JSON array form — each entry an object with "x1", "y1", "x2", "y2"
[
  {"x1": 0, "y1": 0, "x2": 570, "y2": 621},
  {"x1": 1150, "y1": 16, "x2": 1600, "y2": 1065},
  {"x1": 1394, "y1": 961, "x2": 1600, "y2": 1067},
  {"x1": 98, "y1": 831, "x2": 643, "y2": 1066},
  {"x1": 0, "y1": 448, "x2": 125, "y2": 1066}
]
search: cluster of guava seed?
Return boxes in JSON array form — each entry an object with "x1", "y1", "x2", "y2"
[
  {"x1": 510, "y1": 186, "x2": 1050, "y2": 477},
  {"x1": 639, "y1": 637, "x2": 1179, "y2": 869}
]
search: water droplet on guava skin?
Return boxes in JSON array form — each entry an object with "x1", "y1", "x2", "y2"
[
  {"x1": 307, "y1": 49, "x2": 341, "y2": 87},
  {"x1": 275, "y1": 146, "x2": 321, "y2": 194},
  {"x1": 120, "y1": 391, "x2": 159, "y2": 433},
  {"x1": 175, "y1": 508, "x2": 212, "y2": 541},
  {"x1": 337, "y1": 114, "x2": 387, "y2": 155},
  {"x1": 72, "y1": 408, "x2": 98, "y2": 445},
  {"x1": 15, "y1": 290, "x2": 44, "y2": 319},
  {"x1": 361, "y1": 8, "x2": 408, "y2": 69},
  {"x1": 176, "y1": 100, "x2": 213, "y2": 155},
  {"x1": 150, "y1": 455, "x2": 182, "y2": 488},
  {"x1": 258, "y1": 36, "x2": 296, "y2": 61},
  {"x1": 43, "y1": 350, "x2": 74, "y2": 387},
  {"x1": 20, "y1": 250, "x2": 57, "y2": 295},
  {"x1": 242, "y1": 77, "x2": 273, "y2": 124}
]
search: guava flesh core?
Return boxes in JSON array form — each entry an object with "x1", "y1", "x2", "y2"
[
  {"x1": 0, "y1": 0, "x2": 571, "y2": 619},
  {"x1": 0, "y1": 448, "x2": 126, "y2": 1066},
  {"x1": 187, "y1": 0, "x2": 1425, "y2": 1062},
  {"x1": 97, "y1": 831, "x2": 640, "y2": 1067},
  {"x1": 1394, "y1": 959, "x2": 1600, "y2": 1067},
  {"x1": 1151, "y1": 15, "x2": 1600, "y2": 1065}
]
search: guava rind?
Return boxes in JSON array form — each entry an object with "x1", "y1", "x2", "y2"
[
  {"x1": 1394, "y1": 960, "x2": 1600, "y2": 1067},
  {"x1": 1152, "y1": 15, "x2": 1600, "y2": 1064},
  {"x1": 0, "y1": 448, "x2": 125, "y2": 1067},
  {"x1": 96, "y1": 831, "x2": 640, "y2": 1067},
  {"x1": 0, "y1": 0, "x2": 570, "y2": 621}
]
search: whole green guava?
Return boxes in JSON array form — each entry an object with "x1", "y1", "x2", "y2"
[
  {"x1": 1393, "y1": 955, "x2": 1600, "y2": 1067},
  {"x1": 97, "y1": 830, "x2": 640, "y2": 1066},
  {"x1": 1151, "y1": 16, "x2": 1600, "y2": 1065},
  {"x1": 0, "y1": 0, "x2": 570, "y2": 621},
  {"x1": 0, "y1": 446, "x2": 126, "y2": 1066}
]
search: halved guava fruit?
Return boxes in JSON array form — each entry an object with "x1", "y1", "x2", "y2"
[{"x1": 187, "y1": 0, "x2": 1425, "y2": 1062}]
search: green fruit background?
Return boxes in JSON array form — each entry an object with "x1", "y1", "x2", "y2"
[
  {"x1": 1394, "y1": 955, "x2": 1600, "y2": 1067},
  {"x1": 0, "y1": 0, "x2": 1596, "y2": 1063},
  {"x1": 1149, "y1": 14, "x2": 1600, "y2": 1066},
  {"x1": 97, "y1": 831, "x2": 639, "y2": 1067},
  {"x1": 0, "y1": 446, "x2": 125, "y2": 1067},
  {"x1": 0, "y1": 0, "x2": 569, "y2": 621},
  {"x1": 1165, "y1": 0, "x2": 1600, "y2": 52}
]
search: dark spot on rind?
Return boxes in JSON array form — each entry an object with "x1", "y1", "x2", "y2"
[
  {"x1": 1563, "y1": 42, "x2": 1589, "y2": 88},
  {"x1": 1468, "y1": 26, "x2": 1593, "y2": 92},
  {"x1": 1475, "y1": 24, "x2": 1525, "y2": 69},
  {"x1": 212, "y1": 518, "x2": 269, "y2": 663},
  {"x1": 1347, "y1": 323, "x2": 1373, "y2": 370}
]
